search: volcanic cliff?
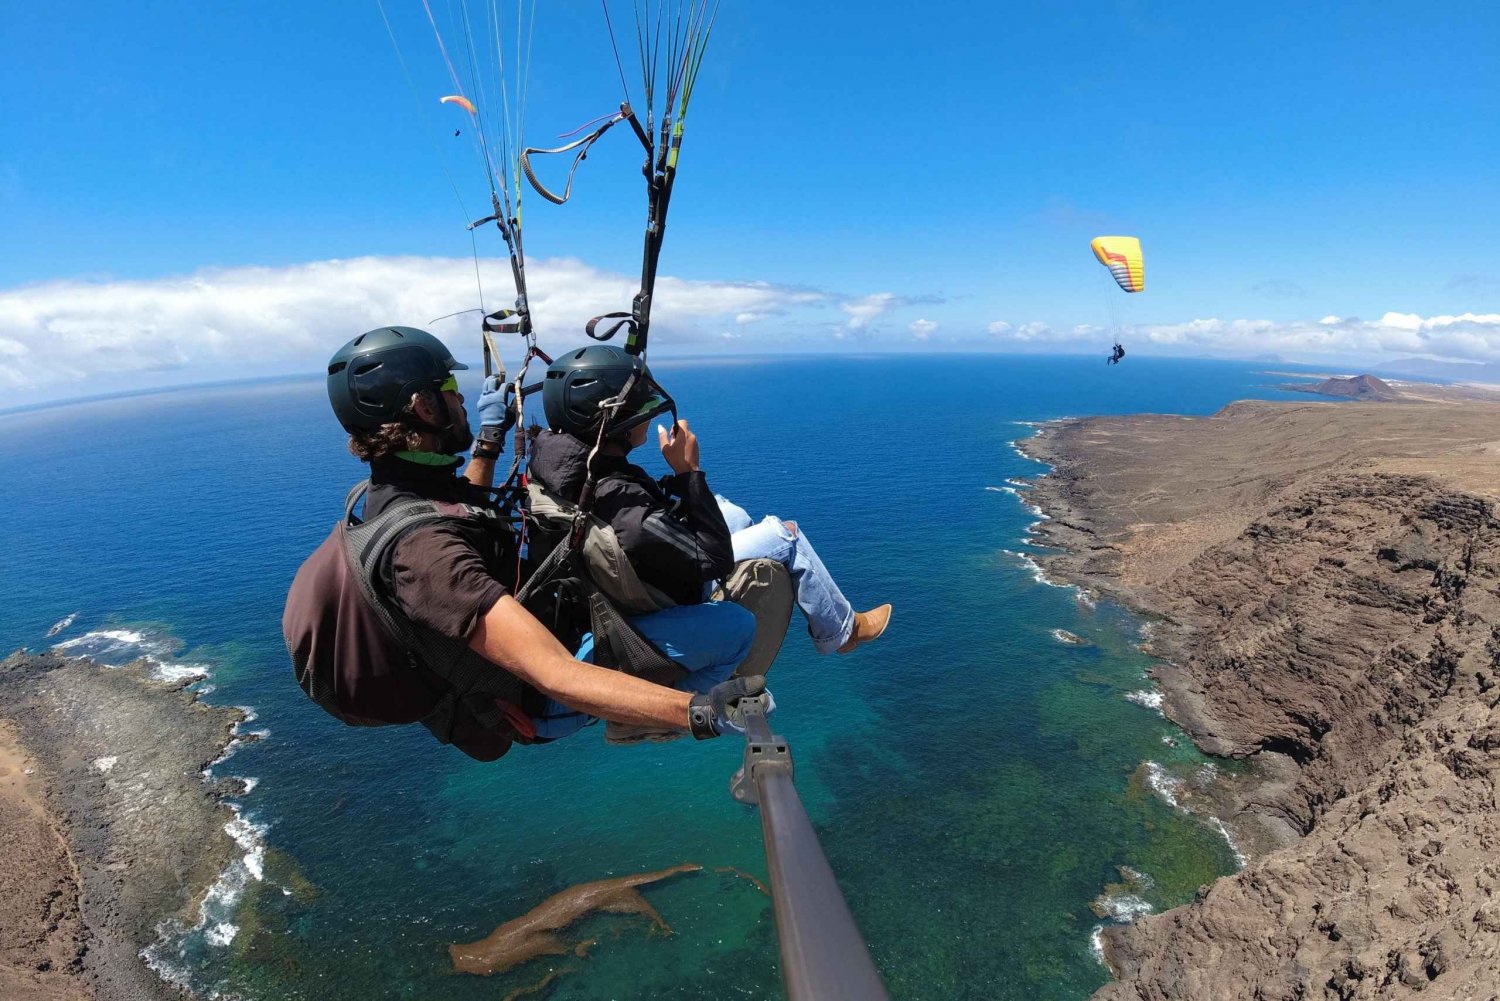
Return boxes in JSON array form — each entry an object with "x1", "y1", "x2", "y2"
[{"x1": 1021, "y1": 399, "x2": 1500, "y2": 1000}]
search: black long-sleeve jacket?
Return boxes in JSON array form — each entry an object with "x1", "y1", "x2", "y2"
[{"x1": 527, "y1": 430, "x2": 735, "y2": 606}]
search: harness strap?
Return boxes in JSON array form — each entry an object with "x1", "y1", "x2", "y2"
[
  {"x1": 586, "y1": 591, "x2": 685, "y2": 686},
  {"x1": 483, "y1": 308, "x2": 525, "y2": 334},
  {"x1": 584, "y1": 312, "x2": 635, "y2": 343}
]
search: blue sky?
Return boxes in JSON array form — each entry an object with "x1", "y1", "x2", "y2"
[{"x1": 2, "y1": 1, "x2": 1498, "y2": 403}]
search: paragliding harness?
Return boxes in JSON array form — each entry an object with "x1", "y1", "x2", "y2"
[
  {"x1": 515, "y1": 376, "x2": 690, "y2": 686},
  {"x1": 517, "y1": 488, "x2": 687, "y2": 687},
  {"x1": 518, "y1": 479, "x2": 796, "y2": 688},
  {"x1": 283, "y1": 480, "x2": 545, "y2": 760},
  {"x1": 1108, "y1": 342, "x2": 1125, "y2": 365},
  {"x1": 516, "y1": 369, "x2": 794, "y2": 684}
]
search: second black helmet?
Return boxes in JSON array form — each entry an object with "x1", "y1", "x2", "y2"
[{"x1": 542, "y1": 344, "x2": 675, "y2": 441}]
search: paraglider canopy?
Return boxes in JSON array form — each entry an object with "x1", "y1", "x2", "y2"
[{"x1": 1090, "y1": 236, "x2": 1145, "y2": 294}]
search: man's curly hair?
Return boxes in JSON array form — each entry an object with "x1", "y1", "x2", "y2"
[{"x1": 346, "y1": 396, "x2": 425, "y2": 462}]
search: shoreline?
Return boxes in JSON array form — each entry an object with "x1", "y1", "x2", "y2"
[
  {"x1": 0, "y1": 649, "x2": 246, "y2": 1001},
  {"x1": 1012, "y1": 396, "x2": 1500, "y2": 999}
]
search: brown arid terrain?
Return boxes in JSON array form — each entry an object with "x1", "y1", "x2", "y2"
[
  {"x1": 0, "y1": 651, "x2": 244, "y2": 1001},
  {"x1": 1020, "y1": 389, "x2": 1500, "y2": 1000}
]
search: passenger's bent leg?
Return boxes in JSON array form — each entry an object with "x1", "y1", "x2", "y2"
[
  {"x1": 730, "y1": 516, "x2": 855, "y2": 655},
  {"x1": 715, "y1": 494, "x2": 755, "y2": 534},
  {"x1": 627, "y1": 601, "x2": 756, "y2": 693}
]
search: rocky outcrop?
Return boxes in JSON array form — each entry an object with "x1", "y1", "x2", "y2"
[
  {"x1": 1283, "y1": 375, "x2": 1402, "y2": 401},
  {"x1": 1018, "y1": 400, "x2": 1500, "y2": 1000},
  {"x1": 0, "y1": 651, "x2": 244, "y2": 1001}
]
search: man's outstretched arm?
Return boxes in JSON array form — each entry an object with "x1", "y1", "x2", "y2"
[{"x1": 467, "y1": 595, "x2": 693, "y2": 729}]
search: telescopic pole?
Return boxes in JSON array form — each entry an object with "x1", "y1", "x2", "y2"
[{"x1": 731, "y1": 705, "x2": 891, "y2": 1001}]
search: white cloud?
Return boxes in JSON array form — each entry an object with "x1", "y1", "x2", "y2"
[
  {"x1": 839, "y1": 292, "x2": 895, "y2": 330},
  {"x1": 0, "y1": 256, "x2": 828, "y2": 398},
  {"x1": 980, "y1": 311, "x2": 1500, "y2": 363},
  {"x1": 11, "y1": 253, "x2": 1499, "y2": 403}
]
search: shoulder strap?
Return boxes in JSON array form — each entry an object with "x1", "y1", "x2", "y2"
[
  {"x1": 344, "y1": 480, "x2": 371, "y2": 525},
  {"x1": 341, "y1": 498, "x2": 451, "y2": 656}
]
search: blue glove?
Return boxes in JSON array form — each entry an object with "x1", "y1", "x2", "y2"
[
  {"x1": 688, "y1": 675, "x2": 776, "y2": 740},
  {"x1": 477, "y1": 375, "x2": 508, "y2": 430},
  {"x1": 473, "y1": 375, "x2": 512, "y2": 456}
]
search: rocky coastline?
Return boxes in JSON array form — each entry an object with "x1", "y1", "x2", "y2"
[
  {"x1": 0, "y1": 650, "x2": 245, "y2": 1001},
  {"x1": 1018, "y1": 398, "x2": 1500, "y2": 1000}
]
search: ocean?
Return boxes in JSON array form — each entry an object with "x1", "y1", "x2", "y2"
[{"x1": 0, "y1": 354, "x2": 1317, "y2": 1000}]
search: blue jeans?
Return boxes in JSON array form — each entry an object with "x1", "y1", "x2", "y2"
[
  {"x1": 716, "y1": 495, "x2": 855, "y2": 655},
  {"x1": 529, "y1": 600, "x2": 755, "y2": 740}
]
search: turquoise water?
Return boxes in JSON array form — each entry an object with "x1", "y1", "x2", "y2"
[{"x1": 0, "y1": 356, "x2": 1313, "y2": 1000}]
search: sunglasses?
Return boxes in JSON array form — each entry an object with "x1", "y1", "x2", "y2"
[{"x1": 439, "y1": 375, "x2": 460, "y2": 394}]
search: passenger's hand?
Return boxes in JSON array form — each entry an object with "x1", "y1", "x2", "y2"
[
  {"x1": 658, "y1": 419, "x2": 700, "y2": 474},
  {"x1": 688, "y1": 675, "x2": 775, "y2": 740},
  {"x1": 477, "y1": 375, "x2": 508, "y2": 429}
]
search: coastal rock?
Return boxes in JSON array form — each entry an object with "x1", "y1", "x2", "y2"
[
  {"x1": 0, "y1": 650, "x2": 243, "y2": 1001},
  {"x1": 1019, "y1": 398, "x2": 1500, "y2": 1000}
]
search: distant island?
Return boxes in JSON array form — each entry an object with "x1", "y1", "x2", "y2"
[{"x1": 1279, "y1": 373, "x2": 1402, "y2": 400}]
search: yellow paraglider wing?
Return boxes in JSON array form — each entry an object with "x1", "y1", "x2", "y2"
[
  {"x1": 439, "y1": 94, "x2": 477, "y2": 114},
  {"x1": 1090, "y1": 236, "x2": 1145, "y2": 293}
]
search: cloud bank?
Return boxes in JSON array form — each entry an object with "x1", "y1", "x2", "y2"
[
  {"x1": 982, "y1": 312, "x2": 1500, "y2": 365},
  {"x1": 5, "y1": 253, "x2": 1499, "y2": 405},
  {"x1": 0, "y1": 256, "x2": 828, "y2": 399}
]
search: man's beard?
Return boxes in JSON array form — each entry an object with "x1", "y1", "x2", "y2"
[
  {"x1": 427, "y1": 393, "x2": 475, "y2": 455},
  {"x1": 435, "y1": 419, "x2": 474, "y2": 456}
]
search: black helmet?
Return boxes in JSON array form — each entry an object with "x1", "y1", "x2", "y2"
[
  {"x1": 327, "y1": 326, "x2": 468, "y2": 433},
  {"x1": 542, "y1": 344, "x2": 675, "y2": 441}
]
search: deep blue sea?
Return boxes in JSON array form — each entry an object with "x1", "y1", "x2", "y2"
[{"x1": 0, "y1": 355, "x2": 1317, "y2": 1000}]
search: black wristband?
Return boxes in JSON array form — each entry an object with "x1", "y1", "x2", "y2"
[
  {"x1": 687, "y1": 693, "x2": 718, "y2": 740},
  {"x1": 471, "y1": 444, "x2": 501, "y2": 461}
]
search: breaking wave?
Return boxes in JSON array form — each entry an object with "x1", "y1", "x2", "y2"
[{"x1": 53, "y1": 628, "x2": 210, "y2": 684}]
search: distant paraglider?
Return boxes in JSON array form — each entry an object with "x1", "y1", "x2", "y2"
[
  {"x1": 1090, "y1": 236, "x2": 1144, "y2": 293},
  {"x1": 441, "y1": 95, "x2": 475, "y2": 139},
  {"x1": 1091, "y1": 235, "x2": 1143, "y2": 365}
]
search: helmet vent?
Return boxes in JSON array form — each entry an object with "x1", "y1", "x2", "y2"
[
  {"x1": 327, "y1": 361, "x2": 347, "y2": 375},
  {"x1": 354, "y1": 361, "x2": 383, "y2": 376}
]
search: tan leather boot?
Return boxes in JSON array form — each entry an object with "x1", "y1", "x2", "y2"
[{"x1": 837, "y1": 604, "x2": 892, "y2": 654}]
